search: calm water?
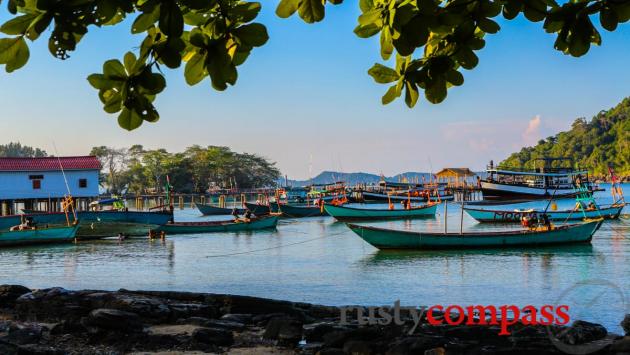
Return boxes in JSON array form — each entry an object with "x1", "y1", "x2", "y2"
[{"x1": 1, "y1": 184, "x2": 628, "y2": 333}]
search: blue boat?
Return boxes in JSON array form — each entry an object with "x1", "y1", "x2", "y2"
[
  {"x1": 0, "y1": 210, "x2": 173, "y2": 239},
  {"x1": 196, "y1": 203, "x2": 244, "y2": 216},
  {"x1": 464, "y1": 204, "x2": 624, "y2": 223},
  {"x1": 0, "y1": 223, "x2": 79, "y2": 247}
]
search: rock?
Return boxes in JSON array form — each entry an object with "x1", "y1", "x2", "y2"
[
  {"x1": 191, "y1": 327, "x2": 233, "y2": 346},
  {"x1": 557, "y1": 320, "x2": 607, "y2": 345},
  {"x1": 83, "y1": 308, "x2": 143, "y2": 333},
  {"x1": 202, "y1": 319, "x2": 246, "y2": 331},
  {"x1": 252, "y1": 312, "x2": 290, "y2": 326},
  {"x1": 317, "y1": 348, "x2": 345, "y2": 355},
  {"x1": 611, "y1": 336, "x2": 630, "y2": 352},
  {"x1": 16, "y1": 344, "x2": 65, "y2": 355},
  {"x1": 343, "y1": 340, "x2": 374, "y2": 355},
  {"x1": 49, "y1": 320, "x2": 87, "y2": 335},
  {"x1": 386, "y1": 336, "x2": 445, "y2": 355},
  {"x1": 622, "y1": 315, "x2": 630, "y2": 336},
  {"x1": 220, "y1": 313, "x2": 252, "y2": 324},
  {"x1": 424, "y1": 348, "x2": 445, "y2": 355},
  {"x1": 0, "y1": 341, "x2": 18, "y2": 355},
  {"x1": 0, "y1": 285, "x2": 31, "y2": 306},
  {"x1": 3, "y1": 323, "x2": 44, "y2": 345},
  {"x1": 168, "y1": 303, "x2": 213, "y2": 321},
  {"x1": 263, "y1": 317, "x2": 303, "y2": 345},
  {"x1": 322, "y1": 327, "x2": 382, "y2": 348},
  {"x1": 106, "y1": 293, "x2": 172, "y2": 322},
  {"x1": 304, "y1": 322, "x2": 348, "y2": 342}
]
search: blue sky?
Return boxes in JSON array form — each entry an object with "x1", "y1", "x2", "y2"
[{"x1": 1, "y1": 3, "x2": 628, "y2": 179}]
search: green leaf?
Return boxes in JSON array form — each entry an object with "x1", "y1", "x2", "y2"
[
  {"x1": 159, "y1": 0, "x2": 184, "y2": 37},
  {"x1": 600, "y1": 8, "x2": 618, "y2": 31},
  {"x1": 118, "y1": 108, "x2": 143, "y2": 131},
  {"x1": 382, "y1": 83, "x2": 400, "y2": 105},
  {"x1": 354, "y1": 23, "x2": 380, "y2": 38},
  {"x1": 124, "y1": 51, "x2": 137, "y2": 73},
  {"x1": 233, "y1": 23, "x2": 269, "y2": 47},
  {"x1": 276, "y1": 0, "x2": 299, "y2": 18},
  {"x1": 87, "y1": 73, "x2": 120, "y2": 89},
  {"x1": 184, "y1": 52, "x2": 206, "y2": 85},
  {"x1": 368, "y1": 63, "x2": 400, "y2": 83},
  {"x1": 425, "y1": 77, "x2": 447, "y2": 104},
  {"x1": 231, "y1": 2, "x2": 262, "y2": 23},
  {"x1": 0, "y1": 36, "x2": 29, "y2": 72},
  {"x1": 103, "y1": 59, "x2": 127, "y2": 78},
  {"x1": 455, "y1": 48, "x2": 478, "y2": 70},
  {"x1": 102, "y1": 92, "x2": 123, "y2": 113},
  {"x1": 0, "y1": 13, "x2": 37, "y2": 35},
  {"x1": 359, "y1": 0, "x2": 374, "y2": 12},
  {"x1": 132, "y1": 8, "x2": 159, "y2": 34},
  {"x1": 380, "y1": 27, "x2": 394, "y2": 60},
  {"x1": 445, "y1": 69, "x2": 463, "y2": 86},
  {"x1": 404, "y1": 80, "x2": 419, "y2": 108},
  {"x1": 358, "y1": 9, "x2": 381, "y2": 26},
  {"x1": 137, "y1": 69, "x2": 166, "y2": 94},
  {"x1": 477, "y1": 18, "x2": 500, "y2": 34},
  {"x1": 298, "y1": 0, "x2": 325, "y2": 23}
]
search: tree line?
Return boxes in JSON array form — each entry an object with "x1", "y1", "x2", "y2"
[
  {"x1": 90, "y1": 145, "x2": 281, "y2": 194},
  {"x1": 500, "y1": 97, "x2": 630, "y2": 178}
]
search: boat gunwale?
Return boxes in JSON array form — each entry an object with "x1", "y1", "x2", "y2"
[
  {"x1": 0, "y1": 223, "x2": 80, "y2": 234},
  {"x1": 325, "y1": 203, "x2": 437, "y2": 213},
  {"x1": 462, "y1": 205, "x2": 622, "y2": 215},
  {"x1": 164, "y1": 216, "x2": 277, "y2": 227}
]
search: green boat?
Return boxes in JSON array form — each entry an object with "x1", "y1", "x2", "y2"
[
  {"x1": 347, "y1": 219, "x2": 603, "y2": 250},
  {"x1": 196, "y1": 203, "x2": 244, "y2": 216},
  {"x1": 0, "y1": 224, "x2": 80, "y2": 247},
  {"x1": 243, "y1": 202, "x2": 327, "y2": 218},
  {"x1": 324, "y1": 203, "x2": 438, "y2": 221},
  {"x1": 155, "y1": 216, "x2": 278, "y2": 235}
]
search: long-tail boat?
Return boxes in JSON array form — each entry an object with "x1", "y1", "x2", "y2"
[
  {"x1": 196, "y1": 203, "x2": 244, "y2": 216},
  {"x1": 0, "y1": 224, "x2": 80, "y2": 247},
  {"x1": 347, "y1": 219, "x2": 603, "y2": 250},
  {"x1": 0, "y1": 209, "x2": 173, "y2": 239},
  {"x1": 324, "y1": 203, "x2": 438, "y2": 222},
  {"x1": 464, "y1": 204, "x2": 624, "y2": 222},
  {"x1": 155, "y1": 215, "x2": 278, "y2": 235}
]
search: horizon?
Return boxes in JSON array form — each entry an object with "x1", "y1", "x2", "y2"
[{"x1": 1, "y1": 3, "x2": 629, "y2": 180}]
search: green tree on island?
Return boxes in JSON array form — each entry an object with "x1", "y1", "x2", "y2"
[
  {"x1": 1, "y1": 0, "x2": 628, "y2": 129},
  {"x1": 500, "y1": 97, "x2": 630, "y2": 177},
  {"x1": 0, "y1": 142, "x2": 47, "y2": 157}
]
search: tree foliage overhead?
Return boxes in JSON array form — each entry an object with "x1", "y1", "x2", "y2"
[
  {"x1": 0, "y1": 142, "x2": 47, "y2": 157},
  {"x1": 90, "y1": 144, "x2": 281, "y2": 194},
  {"x1": 500, "y1": 97, "x2": 630, "y2": 176},
  {"x1": 1, "y1": 0, "x2": 628, "y2": 129}
]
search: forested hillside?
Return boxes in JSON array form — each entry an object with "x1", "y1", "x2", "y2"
[{"x1": 500, "y1": 97, "x2": 630, "y2": 177}]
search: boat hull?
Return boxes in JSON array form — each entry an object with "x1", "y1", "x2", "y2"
[
  {"x1": 0, "y1": 224, "x2": 79, "y2": 247},
  {"x1": 156, "y1": 216, "x2": 278, "y2": 234},
  {"x1": 324, "y1": 203, "x2": 438, "y2": 221},
  {"x1": 0, "y1": 210, "x2": 173, "y2": 239},
  {"x1": 361, "y1": 191, "x2": 454, "y2": 202},
  {"x1": 347, "y1": 220, "x2": 602, "y2": 250},
  {"x1": 243, "y1": 202, "x2": 271, "y2": 216},
  {"x1": 196, "y1": 203, "x2": 244, "y2": 216},
  {"x1": 464, "y1": 205, "x2": 624, "y2": 223}
]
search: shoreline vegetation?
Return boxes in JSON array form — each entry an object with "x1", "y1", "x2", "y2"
[{"x1": 1, "y1": 285, "x2": 629, "y2": 354}]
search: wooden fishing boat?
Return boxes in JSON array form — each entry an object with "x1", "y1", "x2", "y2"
[
  {"x1": 243, "y1": 202, "x2": 328, "y2": 217},
  {"x1": 464, "y1": 205, "x2": 624, "y2": 223},
  {"x1": 196, "y1": 203, "x2": 244, "y2": 216},
  {"x1": 0, "y1": 210, "x2": 174, "y2": 239},
  {"x1": 346, "y1": 219, "x2": 603, "y2": 250},
  {"x1": 324, "y1": 203, "x2": 438, "y2": 221},
  {"x1": 155, "y1": 216, "x2": 278, "y2": 234},
  {"x1": 0, "y1": 224, "x2": 79, "y2": 247}
]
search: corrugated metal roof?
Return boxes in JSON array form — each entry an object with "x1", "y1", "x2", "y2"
[{"x1": 0, "y1": 156, "x2": 101, "y2": 171}]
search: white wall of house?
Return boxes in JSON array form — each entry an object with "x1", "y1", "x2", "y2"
[{"x1": 0, "y1": 170, "x2": 99, "y2": 199}]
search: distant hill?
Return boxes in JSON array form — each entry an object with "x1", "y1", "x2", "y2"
[
  {"x1": 500, "y1": 97, "x2": 630, "y2": 177},
  {"x1": 280, "y1": 171, "x2": 437, "y2": 187}
]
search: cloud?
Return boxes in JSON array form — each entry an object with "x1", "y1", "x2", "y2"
[{"x1": 522, "y1": 115, "x2": 542, "y2": 146}]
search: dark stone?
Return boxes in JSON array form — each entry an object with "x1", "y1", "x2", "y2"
[
  {"x1": 4, "y1": 324, "x2": 44, "y2": 345},
  {"x1": 82, "y1": 308, "x2": 143, "y2": 333},
  {"x1": 220, "y1": 313, "x2": 252, "y2": 324},
  {"x1": 263, "y1": 317, "x2": 303, "y2": 345},
  {"x1": 622, "y1": 314, "x2": 630, "y2": 336},
  {"x1": 191, "y1": 327, "x2": 233, "y2": 346},
  {"x1": 16, "y1": 344, "x2": 65, "y2": 355},
  {"x1": 0, "y1": 341, "x2": 18, "y2": 355},
  {"x1": 304, "y1": 322, "x2": 349, "y2": 342},
  {"x1": 556, "y1": 320, "x2": 607, "y2": 345},
  {"x1": 386, "y1": 336, "x2": 446, "y2": 354},
  {"x1": 0, "y1": 286, "x2": 31, "y2": 306},
  {"x1": 168, "y1": 303, "x2": 213, "y2": 321},
  {"x1": 611, "y1": 336, "x2": 630, "y2": 352},
  {"x1": 177, "y1": 317, "x2": 211, "y2": 326},
  {"x1": 317, "y1": 348, "x2": 344, "y2": 355},
  {"x1": 252, "y1": 312, "x2": 289, "y2": 326},
  {"x1": 49, "y1": 320, "x2": 87, "y2": 335},
  {"x1": 203, "y1": 319, "x2": 246, "y2": 331},
  {"x1": 342, "y1": 340, "x2": 374, "y2": 355},
  {"x1": 105, "y1": 293, "x2": 172, "y2": 322},
  {"x1": 322, "y1": 327, "x2": 382, "y2": 348}
]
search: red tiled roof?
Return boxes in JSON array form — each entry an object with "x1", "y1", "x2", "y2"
[{"x1": 0, "y1": 156, "x2": 101, "y2": 171}]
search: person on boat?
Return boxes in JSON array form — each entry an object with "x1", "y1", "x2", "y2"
[
  {"x1": 243, "y1": 209, "x2": 253, "y2": 222},
  {"x1": 542, "y1": 214, "x2": 551, "y2": 230},
  {"x1": 231, "y1": 208, "x2": 240, "y2": 222},
  {"x1": 586, "y1": 201, "x2": 597, "y2": 211}
]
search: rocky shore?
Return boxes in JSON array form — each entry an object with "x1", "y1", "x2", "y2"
[{"x1": 1, "y1": 285, "x2": 629, "y2": 354}]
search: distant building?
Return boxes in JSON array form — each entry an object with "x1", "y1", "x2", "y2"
[
  {"x1": 0, "y1": 156, "x2": 101, "y2": 215},
  {"x1": 435, "y1": 168, "x2": 476, "y2": 188}
]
